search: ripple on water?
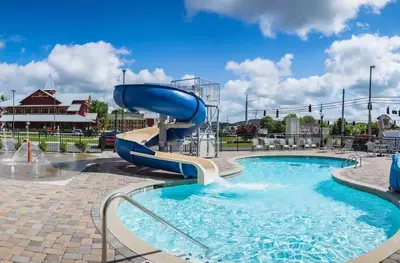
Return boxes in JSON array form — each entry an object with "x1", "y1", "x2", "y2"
[{"x1": 118, "y1": 157, "x2": 400, "y2": 263}]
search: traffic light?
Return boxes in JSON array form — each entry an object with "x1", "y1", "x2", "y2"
[
  {"x1": 387, "y1": 107, "x2": 390, "y2": 114},
  {"x1": 308, "y1": 104, "x2": 312, "y2": 112},
  {"x1": 276, "y1": 109, "x2": 279, "y2": 118},
  {"x1": 263, "y1": 110, "x2": 266, "y2": 116}
]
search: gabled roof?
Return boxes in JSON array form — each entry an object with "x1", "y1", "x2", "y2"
[
  {"x1": 19, "y1": 89, "x2": 62, "y2": 104},
  {"x1": 66, "y1": 104, "x2": 81, "y2": 112},
  {"x1": 0, "y1": 91, "x2": 90, "y2": 107}
]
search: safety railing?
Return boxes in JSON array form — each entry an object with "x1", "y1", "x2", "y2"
[
  {"x1": 342, "y1": 154, "x2": 362, "y2": 168},
  {"x1": 102, "y1": 192, "x2": 210, "y2": 263}
]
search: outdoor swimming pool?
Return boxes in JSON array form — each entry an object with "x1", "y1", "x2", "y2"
[{"x1": 118, "y1": 156, "x2": 400, "y2": 263}]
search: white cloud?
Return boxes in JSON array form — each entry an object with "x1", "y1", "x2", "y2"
[
  {"x1": 355, "y1": 21, "x2": 370, "y2": 29},
  {"x1": 220, "y1": 34, "x2": 400, "y2": 122},
  {"x1": 185, "y1": 0, "x2": 393, "y2": 39},
  {"x1": 0, "y1": 41, "x2": 173, "y2": 107},
  {"x1": 0, "y1": 34, "x2": 24, "y2": 50}
]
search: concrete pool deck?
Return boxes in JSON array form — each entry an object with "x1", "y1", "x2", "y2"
[{"x1": 0, "y1": 150, "x2": 399, "y2": 263}]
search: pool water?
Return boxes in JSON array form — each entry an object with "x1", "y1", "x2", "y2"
[{"x1": 118, "y1": 157, "x2": 400, "y2": 263}]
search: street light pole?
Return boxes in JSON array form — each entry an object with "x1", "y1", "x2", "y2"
[
  {"x1": 121, "y1": 69, "x2": 126, "y2": 133},
  {"x1": 53, "y1": 95, "x2": 56, "y2": 130},
  {"x1": 11, "y1": 89, "x2": 15, "y2": 134},
  {"x1": 368, "y1": 65, "x2": 375, "y2": 141}
]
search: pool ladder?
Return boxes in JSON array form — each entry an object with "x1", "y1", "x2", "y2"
[
  {"x1": 342, "y1": 154, "x2": 362, "y2": 168},
  {"x1": 101, "y1": 192, "x2": 210, "y2": 263}
]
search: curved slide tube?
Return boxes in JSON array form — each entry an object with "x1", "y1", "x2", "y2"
[{"x1": 113, "y1": 84, "x2": 218, "y2": 185}]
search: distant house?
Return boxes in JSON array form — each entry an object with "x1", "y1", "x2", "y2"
[
  {"x1": 107, "y1": 111, "x2": 159, "y2": 132},
  {"x1": 0, "y1": 89, "x2": 97, "y2": 131},
  {"x1": 222, "y1": 125, "x2": 238, "y2": 135}
]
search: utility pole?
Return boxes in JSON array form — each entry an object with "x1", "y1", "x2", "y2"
[
  {"x1": 368, "y1": 65, "x2": 375, "y2": 141},
  {"x1": 320, "y1": 104, "x2": 324, "y2": 147},
  {"x1": 11, "y1": 89, "x2": 15, "y2": 134},
  {"x1": 245, "y1": 94, "x2": 248, "y2": 124},
  {"x1": 255, "y1": 110, "x2": 257, "y2": 119},
  {"x1": 341, "y1": 89, "x2": 345, "y2": 135}
]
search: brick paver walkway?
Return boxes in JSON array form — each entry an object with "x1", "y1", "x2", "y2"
[{"x1": 0, "y1": 150, "x2": 399, "y2": 263}]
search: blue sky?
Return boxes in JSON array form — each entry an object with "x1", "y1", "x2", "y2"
[
  {"x1": 2, "y1": 0, "x2": 398, "y2": 82},
  {"x1": 1, "y1": 0, "x2": 400, "y2": 121}
]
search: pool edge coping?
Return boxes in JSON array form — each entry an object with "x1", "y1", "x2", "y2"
[{"x1": 100, "y1": 152, "x2": 398, "y2": 263}]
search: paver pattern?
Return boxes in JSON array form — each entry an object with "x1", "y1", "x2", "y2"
[{"x1": 0, "y1": 150, "x2": 399, "y2": 263}]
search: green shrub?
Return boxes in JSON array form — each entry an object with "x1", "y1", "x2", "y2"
[
  {"x1": 75, "y1": 141, "x2": 88, "y2": 152},
  {"x1": 39, "y1": 140, "x2": 47, "y2": 152},
  {"x1": 60, "y1": 141, "x2": 67, "y2": 153},
  {"x1": 0, "y1": 139, "x2": 3, "y2": 150}
]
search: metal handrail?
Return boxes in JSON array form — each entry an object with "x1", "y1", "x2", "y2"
[
  {"x1": 342, "y1": 155, "x2": 354, "y2": 168},
  {"x1": 353, "y1": 154, "x2": 362, "y2": 168},
  {"x1": 342, "y1": 154, "x2": 362, "y2": 168},
  {"x1": 102, "y1": 192, "x2": 210, "y2": 263}
]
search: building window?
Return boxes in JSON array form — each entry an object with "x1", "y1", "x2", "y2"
[
  {"x1": 15, "y1": 108, "x2": 23, "y2": 114},
  {"x1": 24, "y1": 108, "x2": 32, "y2": 114},
  {"x1": 31, "y1": 108, "x2": 40, "y2": 114}
]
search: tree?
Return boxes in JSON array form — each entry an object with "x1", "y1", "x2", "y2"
[
  {"x1": 0, "y1": 95, "x2": 5, "y2": 101},
  {"x1": 260, "y1": 116, "x2": 277, "y2": 133},
  {"x1": 91, "y1": 100, "x2": 109, "y2": 131},
  {"x1": 331, "y1": 118, "x2": 347, "y2": 135},
  {"x1": 91, "y1": 100, "x2": 108, "y2": 118},
  {"x1": 274, "y1": 121, "x2": 285, "y2": 133},
  {"x1": 350, "y1": 123, "x2": 367, "y2": 136},
  {"x1": 236, "y1": 124, "x2": 258, "y2": 137},
  {"x1": 260, "y1": 116, "x2": 273, "y2": 129},
  {"x1": 111, "y1": 108, "x2": 125, "y2": 114},
  {"x1": 372, "y1": 121, "x2": 379, "y2": 136},
  {"x1": 299, "y1": 115, "x2": 316, "y2": 124},
  {"x1": 260, "y1": 116, "x2": 286, "y2": 133}
]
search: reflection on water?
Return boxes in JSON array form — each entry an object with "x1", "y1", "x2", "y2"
[{"x1": 0, "y1": 152, "x2": 97, "y2": 181}]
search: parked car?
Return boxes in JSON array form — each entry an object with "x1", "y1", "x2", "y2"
[
  {"x1": 72, "y1": 129, "x2": 83, "y2": 136},
  {"x1": 99, "y1": 131, "x2": 118, "y2": 149},
  {"x1": 42, "y1": 127, "x2": 55, "y2": 135}
]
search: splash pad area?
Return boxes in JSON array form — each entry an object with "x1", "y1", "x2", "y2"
[{"x1": 0, "y1": 140, "x2": 98, "y2": 182}]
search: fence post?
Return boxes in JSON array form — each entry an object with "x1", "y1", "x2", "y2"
[
  {"x1": 396, "y1": 137, "x2": 398, "y2": 149},
  {"x1": 219, "y1": 134, "x2": 222, "y2": 152},
  {"x1": 38, "y1": 132, "x2": 41, "y2": 144},
  {"x1": 236, "y1": 135, "x2": 239, "y2": 151}
]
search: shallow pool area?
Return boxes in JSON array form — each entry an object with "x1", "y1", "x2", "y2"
[{"x1": 118, "y1": 156, "x2": 400, "y2": 263}]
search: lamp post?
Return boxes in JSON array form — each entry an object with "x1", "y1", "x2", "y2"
[
  {"x1": 11, "y1": 89, "x2": 15, "y2": 134},
  {"x1": 368, "y1": 65, "x2": 375, "y2": 141},
  {"x1": 53, "y1": 95, "x2": 56, "y2": 130}
]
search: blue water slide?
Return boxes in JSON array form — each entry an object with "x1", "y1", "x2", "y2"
[{"x1": 113, "y1": 84, "x2": 208, "y2": 178}]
